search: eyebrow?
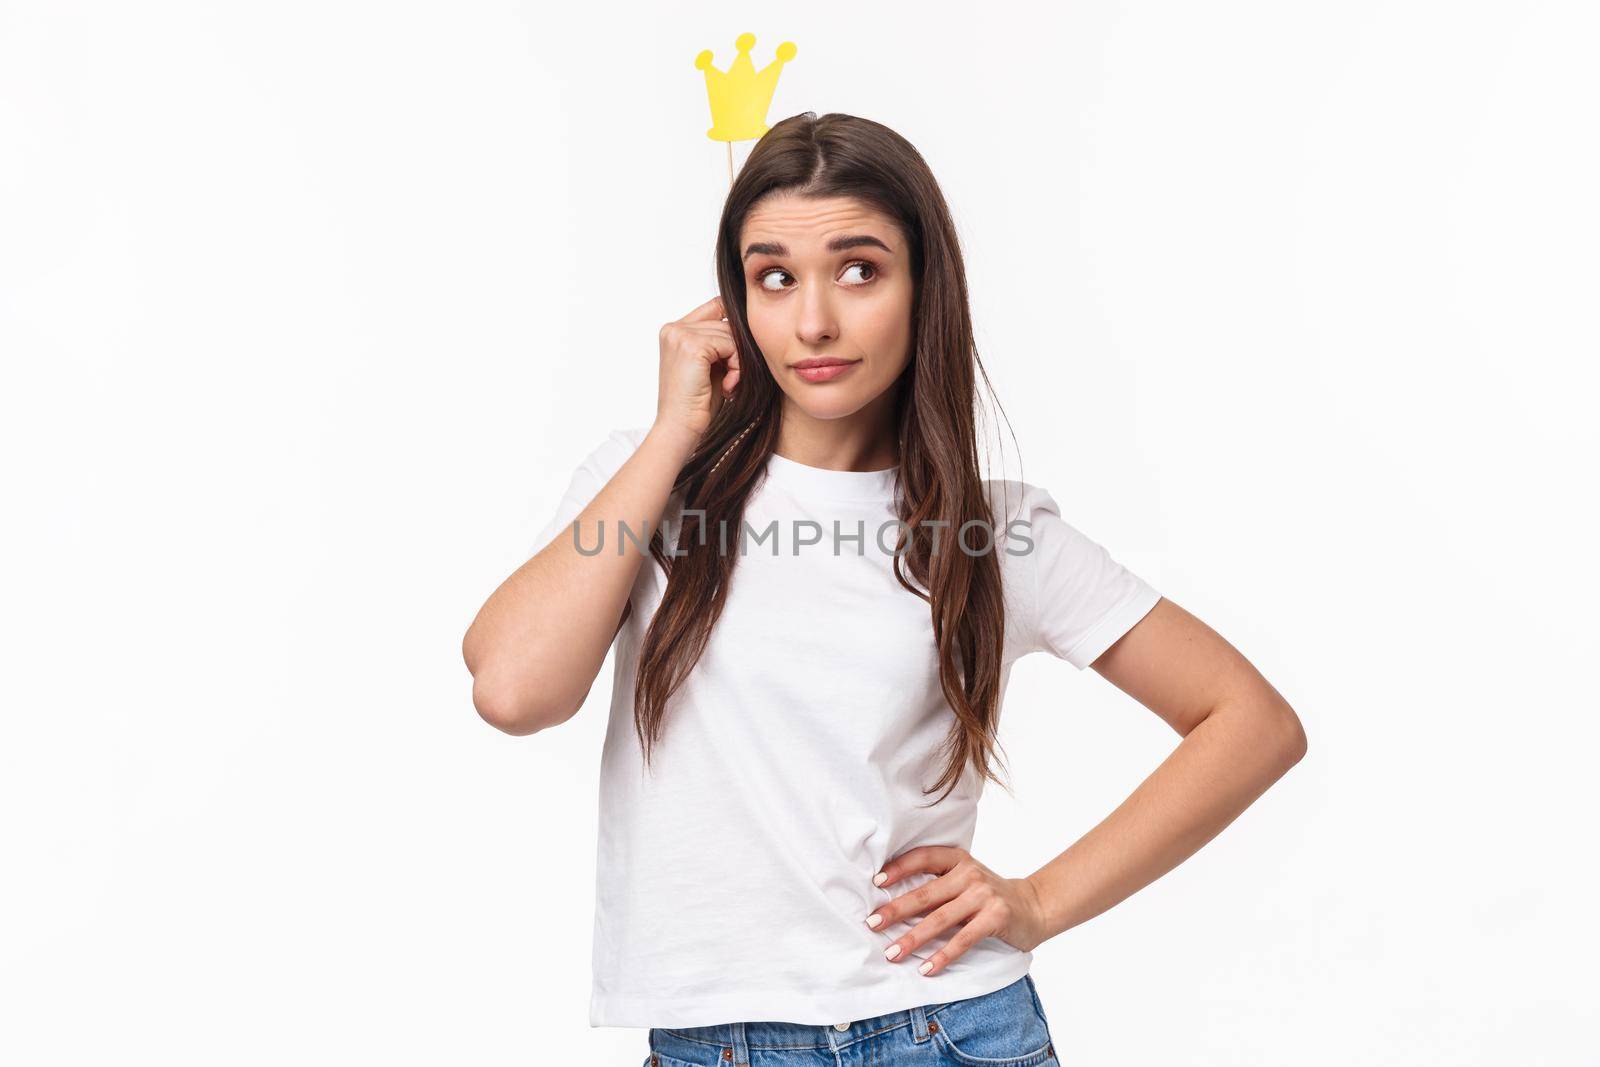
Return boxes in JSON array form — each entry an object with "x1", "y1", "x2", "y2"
[{"x1": 742, "y1": 234, "x2": 894, "y2": 261}]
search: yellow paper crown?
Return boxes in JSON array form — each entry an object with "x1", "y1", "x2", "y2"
[{"x1": 695, "y1": 32, "x2": 797, "y2": 142}]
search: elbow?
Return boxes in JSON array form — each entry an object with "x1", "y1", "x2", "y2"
[
  {"x1": 461, "y1": 617, "x2": 595, "y2": 735},
  {"x1": 472, "y1": 672, "x2": 562, "y2": 736},
  {"x1": 462, "y1": 621, "x2": 552, "y2": 735},
  {"x1": 1271, "y1": 700, "x2": 1308, "y2": 770},
  {"x1": 472, "y1": 675, "x2": 529, "y2": 735}
]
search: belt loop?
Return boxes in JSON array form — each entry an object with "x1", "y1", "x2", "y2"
[
  {"x1": 910, "y1": 1002, "x2": 931, "y2": 1043},
  {"x1": 731, "y1": 1021, "x2": 750, "y2": 1067}
]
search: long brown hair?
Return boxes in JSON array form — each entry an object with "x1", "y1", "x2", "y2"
[{"x1": 634, "y1": 111, "x2": 1020, "y2": 807}]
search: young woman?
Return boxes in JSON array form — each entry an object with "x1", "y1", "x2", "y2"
[{"x1": 462, "y1": 112, "x2": 1307, "y2": 1066}]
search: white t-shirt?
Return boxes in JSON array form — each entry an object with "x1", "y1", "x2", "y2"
[{"x1": 531, "y1": 425, "x2": 1163, "y2": 1029}]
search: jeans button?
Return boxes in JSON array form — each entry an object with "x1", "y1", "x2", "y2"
[{"x1": 833, "y1": 1022, "x2": 850, "y2": 1031}]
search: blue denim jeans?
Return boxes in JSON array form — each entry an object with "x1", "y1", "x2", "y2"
[{"x1": 644, "y1": 973, "x2": 1059, "y2": 1066}]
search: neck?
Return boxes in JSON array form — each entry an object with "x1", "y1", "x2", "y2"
[{"x1": 774, "y1": 392, "x2": 900, "y2": 472}]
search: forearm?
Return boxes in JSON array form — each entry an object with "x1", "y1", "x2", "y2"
[
  {"x1": 463, "y1": 422, "x2": 697, "y2": 732},
  {"x1": 1024, "y1": 696, "x2": 1306, "y2": 940}
]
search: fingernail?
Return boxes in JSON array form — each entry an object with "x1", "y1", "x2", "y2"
[
  {"x1": 918, "y1": 961, "x2": 933, "y2": 975},
  {"x1": 884, "y1": 944, "x2": 902, "y2": 961},
  {"x1": 873, "y1": 872, "x2": 888, "y2": 886},
  {"x1": 865, "y1": 913, "x2": 883, "y2": 929}
]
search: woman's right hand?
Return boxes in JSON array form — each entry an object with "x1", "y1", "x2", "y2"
[{"x1": 655, "y1": 294, "x2": 741, "y2": 445}]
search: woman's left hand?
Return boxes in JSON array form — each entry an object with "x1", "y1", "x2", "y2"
[{"x1": 865, "y1": 845, "x2": 1052, "y2": 976}]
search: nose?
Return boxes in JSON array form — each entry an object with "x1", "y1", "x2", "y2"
[{"x1": 795, "y1": 279, "x2": 838, "y2": 346}]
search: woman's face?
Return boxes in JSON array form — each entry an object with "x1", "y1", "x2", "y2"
[{"x1": 739, "y1": 192, "x2": 914, "y2": 424}]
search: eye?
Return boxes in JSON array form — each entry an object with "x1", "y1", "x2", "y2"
[
  {"x1": 754, "y1": 260, "x2": 879, "y2": 292},
  {"x1": 841, "y1": 261, "x2": 877, "y2": 286}
]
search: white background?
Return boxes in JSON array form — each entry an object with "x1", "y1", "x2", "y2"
[{"x1": 3, "y1": 1, "x2": 1596, "y2": 1063}]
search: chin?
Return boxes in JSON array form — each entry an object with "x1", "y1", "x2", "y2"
[{"x1": 783, "y1": 390, "x2": 882, "y2": 421}]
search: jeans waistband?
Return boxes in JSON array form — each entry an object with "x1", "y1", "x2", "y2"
[
  {"x1": 650, "y1": 996, "x2": 941, "y2": 1061},
  {"x1": 647, "y1": 973, "x2": 1044, "y2": 1065}
]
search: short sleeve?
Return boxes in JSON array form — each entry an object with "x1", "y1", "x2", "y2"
[
  {"x1": 531, "y1": 426, "x2": 651, "y2": 555},
  {"x1": 1019, "y1": 485, "x2": 1162, "y2": 669}
]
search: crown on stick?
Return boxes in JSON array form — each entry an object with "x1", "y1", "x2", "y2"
[{"x1": 695, "y1": 32, "x2": 797, "y2": 142}]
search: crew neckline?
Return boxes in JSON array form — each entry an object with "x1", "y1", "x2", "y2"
[{"x1": 762, "y1": 449, "x2": 899, "y2": 502}]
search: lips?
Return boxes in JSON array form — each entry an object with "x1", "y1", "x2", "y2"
[
  {"x1": 791, "y1": 358, "x2": 861, "y2": 383},
  {"x1": 792, "y1": 358, "x2": 858, "y2": 369}
]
